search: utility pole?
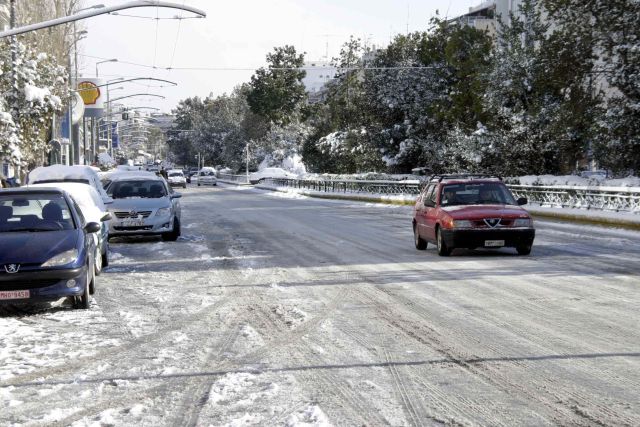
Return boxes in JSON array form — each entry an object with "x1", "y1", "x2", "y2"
[
  {"x1": 9, "y1": 0, "x2": 20, "y2": 176},
  {"x1": 245, "y1": 143, "x2": 249, "y2": 181},
  {"x1": 9, "y1": 0, "x2": 17, "y2": 118}
]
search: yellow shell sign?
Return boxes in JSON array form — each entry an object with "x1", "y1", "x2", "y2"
[{"x1": 78, "y1": 81, "x2": 101, "y2": 105}]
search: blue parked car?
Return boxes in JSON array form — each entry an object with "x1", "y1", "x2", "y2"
[{"x1": 0, "y1": 188, "x2": 100, "y2": 309}]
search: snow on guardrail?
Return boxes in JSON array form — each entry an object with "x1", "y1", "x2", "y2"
[{"x1": 260, "y1": 177, "x2": 640, "y2": 213}]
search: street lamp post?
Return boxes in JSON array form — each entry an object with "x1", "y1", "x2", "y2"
[
  {"x1": 104, "y1": 86, "x2": 124, "y2": 159},
  {"x1": 245, "y1": 143, "x2": 250, "y2": 182},
  {"x1": 96, "y1": 58, "x2": 117, "y2": 78}
]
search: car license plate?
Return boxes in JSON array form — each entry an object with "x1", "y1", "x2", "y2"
[
  {"x1": 0, "y1": 290, "x2": 30, "y2": 300},
  {"x1": 485, "y1": 240, "x2": 505, "y2": 247},
  {"x1": 121, "y1": 219, "x2": 144, "y2": 227}
]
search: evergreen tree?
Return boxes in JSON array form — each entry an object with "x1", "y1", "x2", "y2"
[
  {"x1": 484, "y1": 0, "x2": 601, "y2": 175},
  {"x1": 247, "y1": 45, "x2": 307, "y2": 126},
  {"x1": 543, "y1": 0, "x2": 640, "y2": 174},
  {"x1": 0, "y1": 40, "x2": 68, "y2": 170}
]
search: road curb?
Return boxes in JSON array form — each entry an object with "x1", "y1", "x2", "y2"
[
  {"x1": 256, "y1": 185, "x2": 640, "y2": 230},
  {"x1": 526, "y1": 208, "x2": 640, "y2": 230}
]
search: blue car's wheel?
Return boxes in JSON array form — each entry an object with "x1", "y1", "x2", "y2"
[{"x1": 74, "y1": 270, "x2": 92, "y2": 309}]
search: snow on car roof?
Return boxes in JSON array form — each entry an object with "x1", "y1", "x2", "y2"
[
  {"x1": 109, "y1": 172, "x2": 164, "y2": 182},
  {"x1": 29, "y1": 165, "x2": 99, "y2": 184},
  {"x1": 26, "y1": 182, "x2": 106, "y2": 223}
]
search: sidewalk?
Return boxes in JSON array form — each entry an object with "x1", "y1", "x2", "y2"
[{"x1": 253, "y1": 183, "x2": 640, "y2": 230}]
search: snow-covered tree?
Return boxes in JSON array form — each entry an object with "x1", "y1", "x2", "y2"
[
  {"x1": 247, "y1": 45, "x2": 307, "y2": 126},
  {"x1": 482, "y1": 0, "x2": 601, "y2": 174},
  {"x1": 0, "y1": 39, "x2": 68, "y2": 169},
  {"x1": 543, "y1": 0, "x2": 640, "y2": 174},
  {"x1": 0, "y1": 97, "x2": 21, "y2": 166}
]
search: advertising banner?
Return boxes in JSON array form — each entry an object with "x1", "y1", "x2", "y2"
[
  {"x1": 77, "y1": 78, "x2": 104, "y2": 118},
  {"x1": 111, "y1": 122, "x2": 119, "y2": 149}
]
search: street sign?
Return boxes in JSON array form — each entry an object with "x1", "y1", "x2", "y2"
[{"x1": 77, "y1": 78, "x2": 104, "y2": 118}]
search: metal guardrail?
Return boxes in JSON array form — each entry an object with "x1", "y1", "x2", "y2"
[
  {"x1": 508, "y1": 185, "x2": 640, "y2": 213},
  {"x1": 218, "y1": 173, "x2": 249, "y2": 184},
  {"x1": 264, "y1": 178, "x2": 422, "y2": 195},
  {"x1": 262, "y1": 178, "x2": 640, "y2": 213}
]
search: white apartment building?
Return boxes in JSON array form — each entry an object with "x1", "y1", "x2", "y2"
[
  {"x1": 455, "y1": 0, "x2": 525, "y2": 35},
  {"x1": 302, "y1": 61, "x2": 336, "y2": 104}
]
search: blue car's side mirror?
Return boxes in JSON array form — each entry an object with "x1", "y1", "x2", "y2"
[{"x1": 85, "y1": 222, "x2": 101, "y2": 233}]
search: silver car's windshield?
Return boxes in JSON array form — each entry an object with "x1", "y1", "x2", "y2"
[{"x1": 108, "y1": 180, "x2": 167, "y2": 199}]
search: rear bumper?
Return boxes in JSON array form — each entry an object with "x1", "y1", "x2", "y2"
[
  {"x1": 0, "y1": 266, "x2": 88, "y2": 303},
  {"x1": 441, "y1": 228, "x2": 535, "y2": 248}
]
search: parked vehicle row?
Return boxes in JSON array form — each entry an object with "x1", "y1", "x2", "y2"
[{"x1": 0, "y1": 165, "x2": 183, "y2": 310}]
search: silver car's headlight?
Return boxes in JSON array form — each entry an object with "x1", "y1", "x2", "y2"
[
  {"x1": 42, "y1": 249, "x2": 78, "y2": 267},
  {"x1": 155, "y1": 207, "x2": 171, "y2": 217},
  {"x1": 513, "y1": 218, "x2": 533, "y2": 227}
]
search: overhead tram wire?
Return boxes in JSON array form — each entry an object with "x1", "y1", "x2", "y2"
[
  {"x1": 167, "y1": 0, "x2": 186, "y2": 75},
  {"x1": 149, "y1": 5, "x2": 160, "y2": 89},
  {"x1": 79, "y1": 55, "x2": 443, "y2": 72}
]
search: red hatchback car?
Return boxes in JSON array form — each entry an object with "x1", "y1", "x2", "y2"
[{"x1": 412, "y1": 175, "x2": 535, "y2": 256}]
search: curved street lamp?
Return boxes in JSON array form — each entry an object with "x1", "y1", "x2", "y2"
[
  {"x1": 108, "y1": 93, "x2": 166, "y2": 103},
  {"x1": 96, "y1": 58, "x2": 117, "y2": 77},
  {"x1": 0, "y1": 1, "x2": 206, "y2": 39}
]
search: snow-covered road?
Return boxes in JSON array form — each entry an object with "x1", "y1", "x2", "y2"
[{"x1": 1, "y1": 184, "x2": 639, "y2": 426}]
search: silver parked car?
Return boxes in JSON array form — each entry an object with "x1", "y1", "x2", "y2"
[{"x1": 106, "y1": 174, "x2": 182, "y2": 241}]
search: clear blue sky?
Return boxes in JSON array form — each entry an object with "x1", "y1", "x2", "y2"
[{"x1": 78, "y1": 0, "x2": 475, "y2": 112}]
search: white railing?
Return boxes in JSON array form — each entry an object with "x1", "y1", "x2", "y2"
[
  {"x1": 218, "y1": 173, "x2": 249, "y2": 184},
  {"x1": 260, "y1": 178, "x2": 640, "y2": 213},
  {"x1": 508, "y1": 185, "x2": 640, "y2": 213}
]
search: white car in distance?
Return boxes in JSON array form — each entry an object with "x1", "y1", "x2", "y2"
[
  {"x1": 167, "y1": 169, "x2": 187, "y2": 188},
  {"x1": 196, "y1": 167, "x2": 217, "y2": 186}
]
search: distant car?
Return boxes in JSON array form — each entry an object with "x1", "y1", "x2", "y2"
[
  {"x1": 106, "y1": 174, "x2": 182, "y2": 241},
  {"x1": 249, "y1": 167, "x2": 297, "y2": 184},
  {"x1": 167, "y1": 169, "x2": 187, "y2": 188},
  {"x1": 0, "y1": 188, "x2": 99, "y2": 309},
  {"x1": 28, "y1": 182, "x2": 112, "y2": 276},
  {"x1": 196, "y1": 167, "x2": 217, "y2": 186},
  {"x1": 28, "y1": 165, "x2": 113, "y2": 206},
  {"x1": 412, "y1": 175, "x2": 535, "y2": 256}
]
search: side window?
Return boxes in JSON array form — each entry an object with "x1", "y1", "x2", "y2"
[
  {"x1": 72, "y1": 200, "x2": 86, "y2": 227},
  {"x1": 418, "y1": 185, "x2": 429, "y2": 202},
  {"x1": 424, "y1": 184, "x2": 437, "y2": 205}
]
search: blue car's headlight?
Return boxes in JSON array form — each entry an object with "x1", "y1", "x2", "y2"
[{"x1": 42, "y1": 249, "x2": 78, "y2": 267}]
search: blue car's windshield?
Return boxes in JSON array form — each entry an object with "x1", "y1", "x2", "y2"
[{"x1": 0, "y1": 194, "x2": 76, "y2": 232}]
